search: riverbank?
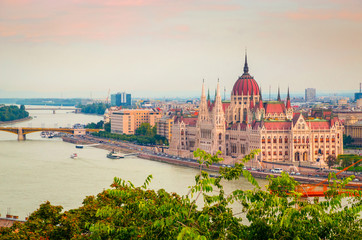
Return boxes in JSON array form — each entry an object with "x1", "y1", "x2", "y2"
[
  {"x1": 62, "y1": 135, "x2": 362, "y2": 187},
  {"x1": 0, "y1": 116, "x2": 32, "y2": 126}
]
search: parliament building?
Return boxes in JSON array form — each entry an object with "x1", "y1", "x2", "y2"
[{"x1": 169, "y1": 55, "x2": 344, "y2": 165}]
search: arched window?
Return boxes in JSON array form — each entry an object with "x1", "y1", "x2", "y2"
[
  {"x1": 219, "y1": 133, "x2": 222, "y2": 140},
  {"x1": 279, "y1": 137, "x2": 282, "y2": 143},
  {"x1": 273, "y1": 137, "x2": 277, "y2": 143},
  {"x1": 181, "y1": 129, "x2": 184, "y2": 135},
  {"x1": 285, "y1": 137, "x2": 288, "y2": 143}
]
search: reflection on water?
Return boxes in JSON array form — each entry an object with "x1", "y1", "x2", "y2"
[{"x1": 0, "y1": 107, "x2": 266, "y2": 219}]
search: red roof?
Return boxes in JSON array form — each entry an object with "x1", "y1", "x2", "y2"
[
  {"x1": 265, "y1": 102, "x2": 286, "y2": 114},
  {"x1": 264, "y1": 121, "x2": 291, "y2": 130},
  {"x1": 222, "y1": 102, "x2": 230, "y2": 113},
  {"x1": 308, "y1": 121, "x2": 330, "y2": 129},
  {"x1": 232, "y1": 73, "x2": 260, "y2": 96},
  {"x1": 182, "y1": 117, "x2": 198, "y2": 126}
]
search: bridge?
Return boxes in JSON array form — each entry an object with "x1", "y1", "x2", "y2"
[
  {"x1": 24, "y1": 107, "x2": 82, "y2": 113},
  {"x1": 0, "y1": 127, "x2": 100, "y2": 141}
]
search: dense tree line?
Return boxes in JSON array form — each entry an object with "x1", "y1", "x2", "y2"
[
  {"x1": 85, "y1": 120, "x2": 104, "y2": 129},
  {"x1": 0, "y1": 149, "x2": 361, "y2": 239},
  {"x1": 0, "y1": 105, "x2": 29, "y2": 122},
  {"x1": 92, "y1": 122, "x2": 168, "y2": 145},
  {"x1": 77, "y1": 103, "x2": 109, "y2": 115}
]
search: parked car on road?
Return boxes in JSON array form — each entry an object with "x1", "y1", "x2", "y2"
[{"x1": 271, "y1": 168, "x2": 283, "y2": 174}]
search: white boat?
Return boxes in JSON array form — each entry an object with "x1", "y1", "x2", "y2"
[
  {"x1": 70, "y1": 153, "x2": 78, "y2": 159},
  {"x1": 107, "y1": 151, "x2": 124, "y2": 159}
]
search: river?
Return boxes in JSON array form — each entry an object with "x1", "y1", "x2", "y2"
[{"x1": 0, "y1": 106, "x2": 266, "y2": 219}]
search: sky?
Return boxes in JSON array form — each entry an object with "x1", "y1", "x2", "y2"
[{"x1": 0, "y1": 0, "x2": 361, "y2": 99}]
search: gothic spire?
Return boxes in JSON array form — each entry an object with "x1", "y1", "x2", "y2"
[
  {"x1": 201, "y1": 79, "x2": 205, "y2": 98},
  {"x1": 243, "y1": 50, "x2": 249, "y2": 73},
  {"x1": 207, "y1": 88, "x2": 210, "y2": 102},
  {"x1": 286, "y1": 87, "x2": 291, "y2": 109},
  {"x1": 277, "y1": 86, "x2": 281, "y2": 101}
]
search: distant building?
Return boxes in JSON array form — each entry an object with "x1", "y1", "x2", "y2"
[
  {"x1": 305, "y1": 88, "x2": 316, "y2": 102},
  {"x1": 111, "y1": 92, "x2": 132, "y2": 107},
  {"x1": 111, "y1": 109, "x2": 162, "y2": 134},
  {"x1": 355, "y1": 83, "x2": 362, "y2": 101},
  {"x1": 157, "y1": 115, "x2": 174, "y2": 141},
  {"x1": 345, "y1": 118, "x2": 362, "y2": 146}
]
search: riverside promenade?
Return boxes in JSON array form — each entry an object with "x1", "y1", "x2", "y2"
[{"x1": 62, "y1": 135, "x2": 362, "y2": 186}]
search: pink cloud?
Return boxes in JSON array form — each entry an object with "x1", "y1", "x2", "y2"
[
  {"x1": 0, "y1": 0, "x2": 241, "y2": 43},
  {"x1": 285, "y1": 9, "x2": 362, "y2": 21}
]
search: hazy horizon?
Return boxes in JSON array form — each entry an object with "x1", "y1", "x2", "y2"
[{"x1": 1, "y1": 0, "x2": 361, "y2": 99}]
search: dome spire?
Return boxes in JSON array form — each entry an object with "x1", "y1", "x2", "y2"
[{"x1": 243, "y1": 49, "x2": 249, "y2": 73}]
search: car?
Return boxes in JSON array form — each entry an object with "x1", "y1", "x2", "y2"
[
  {"x1": 271, "y1": 168, "x2": 283, "y2": 174},
  {"x1": 295, "y1": 172, "x2": 301, "y2": 175},
  {"x1": 353, "y1": 178, "x2": 360, "y2": 182},
  {"x1": 290, "y1": 172, "x2": 296, "y2": 175},
  {"x1": 251, "y1": 168, "x2": 256, "y2": 171}
]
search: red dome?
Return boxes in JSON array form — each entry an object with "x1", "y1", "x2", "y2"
[{"x1": 232, "y1": 73, "x2": 260, "y2": 96}]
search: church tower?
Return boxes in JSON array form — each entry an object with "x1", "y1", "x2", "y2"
[{"x1": 211, "y1": 80, "x2": 226, "y2": 154}]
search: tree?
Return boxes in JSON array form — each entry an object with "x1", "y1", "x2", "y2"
[
  {"x1": 135, "y1": 123, "x2": 153, "y2": 136},
  {"x1": 104, "y1": 122, "x2": 111, "y2": 132},
  {"x1": 326, "y1": 154, "x2": 337, "y2": 169},
  {"x1": 343, "y1": 134, "x2": 354, "y2": 146}
]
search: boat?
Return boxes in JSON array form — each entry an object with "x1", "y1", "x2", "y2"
[
  {"x1": 70, "y1": 153, "x2": 78, "y2": 159},
  {"x1": 107, "y1": 151, "x2": 124, "y2": 159},
  {"x1": 40, "y1": 131, "x2": 55, "y2": 138},
  {"x1": 75, "y1": 145, "x2": 84, "y2": 149}
]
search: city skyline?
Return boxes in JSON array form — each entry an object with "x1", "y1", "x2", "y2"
[{"x1": 1, "y1": 0, "x2": 362, "y2": 98}]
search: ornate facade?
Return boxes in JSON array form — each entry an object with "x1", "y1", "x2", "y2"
[{"x1": 169, "y1": 56, "x2": 344, "y2": 165}]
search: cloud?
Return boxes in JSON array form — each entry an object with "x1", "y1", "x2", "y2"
[
  {"x1": 0, "y1": 0, "x2": 241, "y2": 43},
  {"x1": 284, "y1": 9, "x2": 362, "y2": 21}
]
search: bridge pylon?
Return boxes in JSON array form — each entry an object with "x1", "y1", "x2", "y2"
[{"x1": 17, "y1": 128, "x2": 26, "y2": 141}]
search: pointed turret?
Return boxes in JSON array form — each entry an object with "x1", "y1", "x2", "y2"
[
  {"x1": 258, "y1": 89, "x2": 263, "y2": 109},
  {"x1": 201, "y1": 79, "x2": 205, "y2": 98},
  {"x1": 286, "y1": 87, "x2": 291, "y2": 109},
  {"x1": 213, "y1": 80, "x2": 225, "y2": 126},
  {"x1": 207, "y1": 88, "x2": 210, "y2": 102},
  {"x1": 277, "y1": 86, "x2": 281, "y2": 101},
  {"x1": 243, "y1": 51, "x2": 249, "y2": 73},
  {"x1": 199, "y1": 80, "x2": 208, "y2": 121}
]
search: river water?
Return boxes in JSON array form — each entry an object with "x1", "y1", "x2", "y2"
[{"x1": 0, "y1": 107, "x2": 265, "y2": 219}]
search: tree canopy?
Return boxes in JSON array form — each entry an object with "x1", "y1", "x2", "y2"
[
  {"x1": 85, "y1": 120, "x2": 104, "y2": 129},
  {"x1": 1, "y1": 149, "x2": 361, "y2": 239},
  {"x1": 0, "y1": 105, "x2": 29, "y2": 122},
  {"x1": 77, "y1": 103, "x2": 109, "y2": 115}
]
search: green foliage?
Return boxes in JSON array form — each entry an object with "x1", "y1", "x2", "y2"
[
  {"x1": 92, "y1": 126, "x2": 168, "y2": 146},
  {"x1": 0, "y1": 105, "x2": 29, "y2": 122},
  {"x1": 343, "y1": 134, "x2": 354, "y2": 146},
  {"x1": 85, "y1": 120, "x2": 104, "y2": 129},
  {"x1": 77, "y1": 103, "x2": 109, "y2": 115},
  {"x1": 135, "y1": 122, "x2": 154, "y2": 136},
  {"x1": 1, "y1": 149, "x2": 361, "y2": 239},
  {"x1": 326, "y1": 154, "x2": 337, "y2": 169},
  {"x1": 337, "y1": 154, "x2": 361, "y2": 169},
  {"x1": 104, "y1": 122, "x2": 111, "y2": 133}
]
